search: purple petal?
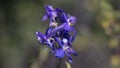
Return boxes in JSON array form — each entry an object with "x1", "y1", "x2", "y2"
[
  {"x1": 55, "y1": 48, "x2": 64, "y2": 58},
  {"x1": 66, "y1": 53, "x2": 72, "y2": 63},
  {"x1": 47, "y1": 23, "x2": 65, "y2": 38},
  {"x1": 55, "y1": 8, "x2": 64, "y2": 13},
  {"x1": 54, "y1": 37, "x2": 63, "y2": 47},
  {"x1": 45, "y1": 5, "x2": 54, "y2": 12},
  {"x1": 36, "y1": 32, "x2": 47, "y2": 43},
  {"x1": 42, "y1": 14, "x2": 49, "y2": 21},
  {"x1": 68, "y1": 15, "x2": 77, "y2": 24},
  {"x1": 45, "y1": 27, "x2": 53, "y2": 35},
  {"x1": 71, "y1": 50, "x2": 77, "y2": 56},
  {"x1": 45, "y1": 5, "x2": 57, "y2": 18}
]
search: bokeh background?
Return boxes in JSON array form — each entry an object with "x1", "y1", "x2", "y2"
[{"x1": 0, "y1": 0, "x2": 120, "y2": 68}]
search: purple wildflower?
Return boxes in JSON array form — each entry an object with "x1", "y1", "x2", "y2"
[
  {"x1": 54, "y1": 38, "x2": 77, "y2": 62},
  {"x1": 36, "y1": 5, "x2": 77, "y2": 63}
]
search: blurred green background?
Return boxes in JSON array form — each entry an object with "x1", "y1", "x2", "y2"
[{"x1": 0, "y1": 0, "x2": 120, "y2": 68}]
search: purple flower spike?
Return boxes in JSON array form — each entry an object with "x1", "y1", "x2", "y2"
[{"x1": 36, "y1": 5, "x2": 77, "y2": 63}]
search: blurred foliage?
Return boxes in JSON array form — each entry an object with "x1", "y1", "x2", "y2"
[
  {"x1": 0, "y1": 0, "x2": 120, "y2": 68},
  {"x1": 110, "y1": 55, "x2": 120, "y2": 68}
]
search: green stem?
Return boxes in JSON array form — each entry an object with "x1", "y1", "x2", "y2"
[{"x1": 55, "y1": 58, "x2": 62, "y2": 68}]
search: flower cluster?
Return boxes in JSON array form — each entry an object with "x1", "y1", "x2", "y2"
[{"x1": 36, "y1": 5, "x2": 77, "y2": 63}]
